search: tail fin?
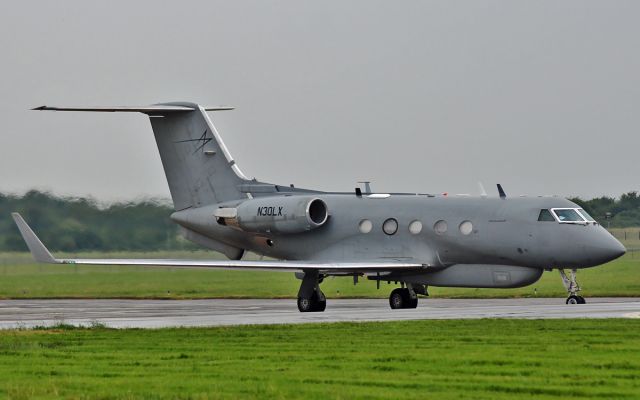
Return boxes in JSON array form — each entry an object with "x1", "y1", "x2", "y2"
[
  {"x1": 34, "y1": 102, "x2": 249, "y2": 210},
  {"x1": 148, "y1": 102, "x2": 249, "y2": 209}
]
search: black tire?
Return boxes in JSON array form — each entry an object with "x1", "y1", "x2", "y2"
[
  {"x1": 297, "y1": 291, "x2": 326, "y2": 312},
  {"x1": 566, "y1": 295, "x2": 581, "y2": 305},
  {"x1": 399, "y1": 288, "x2": 418, "y2": 309},
  {"x1": 297, "y1": 296, "x2": 315, "y2": 312},
  {"x1": 577, "y1": 296, "x2": 586, "y2": 304},
  {"x1": 389, "y1": 288, "x2": 405, "y2": 309},
  {"x1": 314, "y1": 298, "x2": 327, "y2": 312}
]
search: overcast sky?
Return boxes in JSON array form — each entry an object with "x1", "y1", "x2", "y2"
[{"x1": 1, "y1": 1, "x2": 638, "y2": 202}]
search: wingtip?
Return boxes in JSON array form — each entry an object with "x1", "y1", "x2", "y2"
[
  {"x1": 11, "y1": 212, "x2": 57, "y2": 264},
  {"x1": 11, "y1": 212, "x2": 26, "y2": 225},
  {"x1": 31, "y1": 105, "x2": 47, "y2": 111}
]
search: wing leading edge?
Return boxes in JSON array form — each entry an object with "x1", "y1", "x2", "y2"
[{"x1": 11, "y1": 213, "x2": 425, "y2": 273}]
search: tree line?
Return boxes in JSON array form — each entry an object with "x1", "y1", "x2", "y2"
[
  {"x1": 0, "y1": 190, "x2": 190, "y2": 252},
  {"x1": 570, "y1": 191, "x2": 640, "y2": 228},
  {"x1": 1, "y1": 190, "x2": 639, "y2": 252}
]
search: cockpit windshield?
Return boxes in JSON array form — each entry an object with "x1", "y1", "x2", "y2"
[
  {"x1": 552, "y1": 208, "x2": 586, "y2": 223},
  {"x1": 577, "y1": 209, "x2": 596, "y2": 222}
]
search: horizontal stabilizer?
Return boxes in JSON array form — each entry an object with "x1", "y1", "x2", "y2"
[
  {"x1": 32, "y1": 105, "x2": 234, "y2": 113},
  {"x1": 11, "y1": 213, "x2": 425, "y2": 273}
]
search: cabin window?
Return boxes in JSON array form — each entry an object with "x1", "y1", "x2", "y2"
[
  {"x1": 538, "y1": 209, "x2": 555, "y2": 222},
  {"x1": 408, "y1": 220, "x2": 422, "y2": 235},
  {"x1": 459, "y1": 220, "x2": 473, "y2": 235},
  {"x1": 434, "y1": 220, "x2": 448, "y2": 234},
  {"x1": 359, "y1": 219, "x2": 373, "y2": 234},
  {"x1": 383, "y1": 218, "x2": 398, "y2": 235},
  {"x1": 577, "y1": 209, "x2": 596, "y2": 222},
  {"x1": 552, "y1": 208, "x2": 585, "y2": 222}
]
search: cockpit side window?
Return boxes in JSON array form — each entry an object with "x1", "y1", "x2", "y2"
[
  {"x1": 538, "y1": 209, "x2": 555, "y2": 221},
  {"x1": 577, "y1": 209, "x2": 596, "y2": 222},
  {"x1": 552, "y1": 208, "x2": 585, "y2": 222}
]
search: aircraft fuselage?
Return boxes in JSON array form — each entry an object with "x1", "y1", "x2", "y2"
[{"x1": 171, "y1": 193, "x2": 625, "y2": 288}]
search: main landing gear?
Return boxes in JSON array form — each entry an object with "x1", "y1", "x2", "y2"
[
  {"x1": 559, "y1": 269, "x2": 586, "y2": 304},
  {"x1": 389, "y1": 283, "x2": 423, "y2": 309},
  {"x1": 297, "y1": 270, "x2": 326, "y2": 312},
  {"x1": 297, "y1": 292, "x2": 326, "y2": 312}
]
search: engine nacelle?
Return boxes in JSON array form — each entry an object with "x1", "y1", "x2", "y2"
[{"x1": 215, "y1": 196, "x2": 329, "y2": 234}]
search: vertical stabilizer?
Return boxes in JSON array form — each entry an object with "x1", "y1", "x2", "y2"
[{"x1": 148, "y1": 103, "x2": 248, "y2": 209}]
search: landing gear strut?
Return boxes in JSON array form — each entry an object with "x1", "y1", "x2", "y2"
[
  {"x1": 559, "y1": 269, "x2": 586, "y2": 304},
  {"x1": 297, "y1": 270, "x2": 326, "y2": 312},
  {"x1": 389, "y1": 284, "x2": 420, "y2": 309}
]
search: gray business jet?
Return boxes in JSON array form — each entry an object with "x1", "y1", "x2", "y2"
[{"x1": 13, "y1": 102, "x2": 626, "y2": 312}]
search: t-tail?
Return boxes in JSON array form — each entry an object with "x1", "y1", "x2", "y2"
[{"x1": 33, "y1": 102, "x2": 250, "y2": 210}]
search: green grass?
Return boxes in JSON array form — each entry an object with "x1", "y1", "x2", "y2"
[
  {"x1": 0, "y1": 251, "x2": 638, "y2": 299},
  {"x1": 0, "y1": 319, "x2": 639, "y2": 399}
]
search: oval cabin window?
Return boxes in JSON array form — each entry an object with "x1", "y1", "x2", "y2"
[
  {"x1": 383, "y1": 218, "x2": 398, "y2": 235},
  {"x1": 359, "y1": 219, "x2": 373, "y2": 234},
  {"x1": 434, "y1": 220, "x2": 448, "y2": 235}
]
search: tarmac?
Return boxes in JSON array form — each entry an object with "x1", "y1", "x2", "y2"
[{"x1": 0, "y1": 298, "x2": 639, "y2": 329}]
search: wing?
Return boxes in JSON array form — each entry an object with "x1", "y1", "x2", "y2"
[{"x1": 11, "y1": 213, "x2": 425, "y2": 273}]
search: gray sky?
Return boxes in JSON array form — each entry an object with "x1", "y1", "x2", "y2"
[{"x1": 1, "y1": 1, "x2": 638, "y2": 202}]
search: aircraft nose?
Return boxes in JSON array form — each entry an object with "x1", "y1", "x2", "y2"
[{"x1": 585, "y1": 230, "x2": 626, "y2": 265}]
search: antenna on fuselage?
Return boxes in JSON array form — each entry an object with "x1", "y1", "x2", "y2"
[
  {"x1": 358, "y1": 181, "x2": 372, "y2": 194},
  {"x1": 478, "y1": 182, "x2": 488, "y2": 198},
  {"x1": 497, "y1": 184, "x2": 507, "y2": 199}
]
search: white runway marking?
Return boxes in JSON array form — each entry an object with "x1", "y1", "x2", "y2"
[{"x1": 0, "y1": 298, "x2": 638, "y2": 329}]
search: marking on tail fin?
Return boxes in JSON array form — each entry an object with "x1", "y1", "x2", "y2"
[{"x1": 174, "y1": 130, "x2": 213, "y2": 154}]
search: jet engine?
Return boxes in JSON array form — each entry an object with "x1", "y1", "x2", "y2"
[{"x1": 215, "y1": 196, "x2": 329, "y2": 234}]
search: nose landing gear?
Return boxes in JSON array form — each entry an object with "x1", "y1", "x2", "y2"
[{"x1": 559, "y1": 269, "x2": 586, "y2": 304}]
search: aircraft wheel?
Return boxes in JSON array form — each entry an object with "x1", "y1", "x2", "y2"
[
  {"x1": 297, "y1": 292, "x2": 326, "y2": 312},
  {"x1": 400, "y1": 288, "x2": 418, "y2": 308},
  {"x1": 314, "y1": 290, "x2": 326, "y2": 312},
  {"x1": 566, "y1": 295, "x2": 582, "y2": 305},
  {"x1": 389, "y1": 288, "x2": 405, "y2": 309},
  {"x1": 315, "y1": 298, "x2": 326, "y2": 312},
  {"x1": 389, "y1": 288, "x2": 418, "y2": 309},
  {"x1": 297, "y1": 297, "x2": 315, "y2": 312}
]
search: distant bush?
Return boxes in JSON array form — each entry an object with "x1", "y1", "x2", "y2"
[
  {"x1": 569, "y1": 191, "x2": 640, "y2": 227},
  {"x1": 0, "y1": 190, "x2": 195, "y2": 252}
]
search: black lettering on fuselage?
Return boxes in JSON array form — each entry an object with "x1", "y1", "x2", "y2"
[{"x1": 257, "y1": 206, "x2": 283, "y2": 217}]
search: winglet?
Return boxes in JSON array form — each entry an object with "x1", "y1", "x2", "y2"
[{"x1": 11, "y1": 213, "x2": 58, "y2": 263}]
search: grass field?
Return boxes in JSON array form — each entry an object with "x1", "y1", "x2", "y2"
[
  {"x1": 0, "y1": 319, "x2": 638, "y2": 399},
  {"x1": 0, "y1": 250, "x2": 638, "y2": 299}
]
